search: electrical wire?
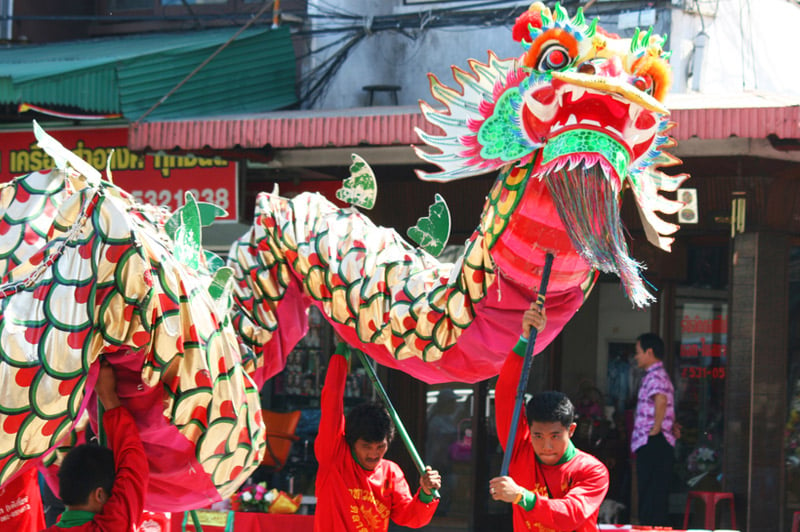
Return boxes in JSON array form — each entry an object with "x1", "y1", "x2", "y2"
[
  {"x1": 3, "y1": 0, "x2": 668, "y2": 109},
  {"x1": 291, "y1": 0, "x2": 544, "y2": 106},
  {"x1": 299, "y1": 30, "x2": 367, "y2": 108}
]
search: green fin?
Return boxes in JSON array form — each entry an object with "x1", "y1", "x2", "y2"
[
  {"x1": 166, "y1": 197, "x2": 227, "y2": 239},
  {"x1": 204, "y1": 250, "x2": 225, "y2": 274},
  {"x1": 208, "y1": 266, "x2": 235, "y2": 303},
  {"x1": 173, "y1": 192, "x2": 202, "y2": 270},
  {"x1": 407, "y1": 193, "x2": 451, "y2": 256},
  {"x1": 336, "y1": 153, "x2": 377, "y2": 210}
]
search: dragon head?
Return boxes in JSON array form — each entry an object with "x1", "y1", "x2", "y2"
[
  {"x1": 514, "y1": 2, "x2": 672, "y2": 193},
  {"x1": 414, "y1": 2, "x2": 688, "y2": 306}
]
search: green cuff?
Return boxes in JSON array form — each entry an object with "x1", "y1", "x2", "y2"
[
  {"x1": 518, "y1": 489, "x2": 536, "y2": 511},
  {"x1": 334, "y1": 341, "x2": 351, "y2": 361},
  {"x1": 512, "y1": 336, "x2": 529, "y2": 357},
  {"x1": 418, "y1": 489, "x2": 435, "y2": 503}
]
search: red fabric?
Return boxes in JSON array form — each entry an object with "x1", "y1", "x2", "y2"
[
  {"x1": 0, "y1": 468, "x2": 45, "y2": 531},
  {"x1": 250, "y1": 280, "x2": 311, "y2": 386},
  {"x1": 40, "y1": 353, "x2": 222, "y2": 513},
  {"x1": 497, "y1": 350, "x2": 609, "y2": 532},
  {"x1": 314, "y1": 353, "x2": 438, "y2": 531},
  {"x1": 112, "y1": 352, "x2": 221, "y2": 511},
  {"x1": 92, "y1": 352, "x2": 220, "y2": 512},
  {"x1": 43, "y1": 406, "x2": 149, "y2": 532},
  {"x1": 170, "y1": 512, "x2": 314, "y2": 532}
]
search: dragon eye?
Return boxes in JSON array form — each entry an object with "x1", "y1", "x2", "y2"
[
  {"x1": 537, "y1": 44, "x2": 572, "y2": 71},
  {"x1": 523, "y1": 28, "x2": 579, "y2": 72},
  {"x1": 632, "y1": 74, "x2": 654, "y2": 95},
  {"x1": 629, "y1": 55, "x2": 671, "y2": 101}
]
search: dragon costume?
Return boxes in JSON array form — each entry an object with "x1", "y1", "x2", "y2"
[
  {"x1": 0, "y1": 1, "x2": 686, "y2": 511},
  {"x1": 231, "y1": 2, "x2": 687, "y2": 383}
]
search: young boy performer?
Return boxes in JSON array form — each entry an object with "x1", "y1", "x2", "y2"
[
  {"x1": 490, "y1": 304, "x2": 609, "y2": 531},
  {"x1": 314, "y1": 342, "x2": 441, "y2": 531},
  {"x1": 44, "y1": 360, "x2": 148, "y2": 531}
]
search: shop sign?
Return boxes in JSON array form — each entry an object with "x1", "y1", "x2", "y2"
[
  {"x1": 0, "y1": 126, "x2": 238, "y2": 221},
  {"x1": 679, "y1": 303, "x2": 728, "y2": 380}
]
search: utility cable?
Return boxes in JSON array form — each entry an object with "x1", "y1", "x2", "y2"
[{"x1": 132, "y1": 0, "x2": 274, "y2": 125}]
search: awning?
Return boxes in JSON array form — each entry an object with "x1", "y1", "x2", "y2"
[
  {"x1": 129, "y1": 106, "x2": 431, "y2": 151},
  {"x1": 0, "y1": 26, "x2": 297, "y2": 120},
  {"x1": 127, "y1": 92, "x2": 800, "y2": 154}
]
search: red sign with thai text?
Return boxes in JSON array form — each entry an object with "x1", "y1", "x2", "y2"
[
  {"x1": 0, "y1": 126, "x2": 238, "y2": 220},
  {"x1": 678, "y1": 303, "x2": 728, "y2": 381}
]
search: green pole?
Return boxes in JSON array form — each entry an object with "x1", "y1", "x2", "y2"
[
  {"x1": 188, "y1": 510, "x2": 204, "y2": 532},
  {"x1": 353, "y1": 349, "x2": 441, "y2": 499}
]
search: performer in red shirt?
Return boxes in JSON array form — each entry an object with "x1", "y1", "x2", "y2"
[
  {"x1": 0, "y1": 468, "x2": 45, "y2": 531},
  {"x1": 44, "y1": 360, "x2": 149, "y2": 531},
  {"x1": 490, "y1": 304, "x2": 609, "y2": 532},
  {"x1": 314, "y1": 342, "x2": 440, "y2": 531}
]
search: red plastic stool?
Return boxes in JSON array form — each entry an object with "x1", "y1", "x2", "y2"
[
  {"x1": 791, "y1": 510, "x2": 800, "y2": 532},
  {"x1": 682, "y1": 491, "x2": 737, "y2": 529}
]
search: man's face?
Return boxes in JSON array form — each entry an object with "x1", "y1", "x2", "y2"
[
  {"x1": 353, "y1": 438, "x2": 389, "y2": 470},
  {"x1": 529, "y1": 421, "x2": 576, "y2": 465},
  {"x1": 634, "y1": 341, "x2": 653, "y2": 369}
]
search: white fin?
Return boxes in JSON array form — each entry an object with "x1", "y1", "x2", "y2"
[{"x1": 33, "y1": 120, "x2": 101, "y2": 186}]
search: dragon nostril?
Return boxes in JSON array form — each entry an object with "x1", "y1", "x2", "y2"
[
  {"x1": 635, "y1": 112, "x2": 656, "y2": 130},
  {"x1": 577, "y1": 62, "x2": 596, "y2": 75},
  {"x1": 531, "y1": 86, "x2": 556, "y2": 105}
]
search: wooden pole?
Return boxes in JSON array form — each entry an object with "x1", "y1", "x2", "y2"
[{"x1": 500, "y1": 252, "x2": 555, "y2": 476}]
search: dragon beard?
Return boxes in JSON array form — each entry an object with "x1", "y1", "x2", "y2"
[{"x1": 544, "y1": 164, "x2": 655, "y2": 307}]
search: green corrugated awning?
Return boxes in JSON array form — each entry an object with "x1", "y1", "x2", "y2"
[{"x1": 0, "y1": 26, "x2": 297, "y2": 120}]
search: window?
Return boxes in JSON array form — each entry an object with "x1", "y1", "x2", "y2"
[{"x1": 673, "y1": 299, "x2": 728, "y2": 492}]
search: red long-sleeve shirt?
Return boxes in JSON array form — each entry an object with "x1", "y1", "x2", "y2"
[
  {"x1": 0, "y1": 468, "x2": 45, "y2": 531},
  {"x1": 44, "y1": 406, "x2": 148, "y2": 532},
  {"x1": 496, "y1": 340, "x2": 609, "y2": 532},
  {"x1": 314, "y1": 352, "x2": 438, "y2": 531}
]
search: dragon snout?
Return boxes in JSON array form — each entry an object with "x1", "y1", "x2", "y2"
[{"x1": 550, "y1": 70, "x2": 669, "y2": 116}]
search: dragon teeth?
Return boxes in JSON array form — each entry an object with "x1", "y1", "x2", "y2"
[
  {"x1": 565, "y1": 114, "x2": 579, "y2": 127},
  {"x1": 571, "y1": 86, "x2": 586, "y2": 102}
]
